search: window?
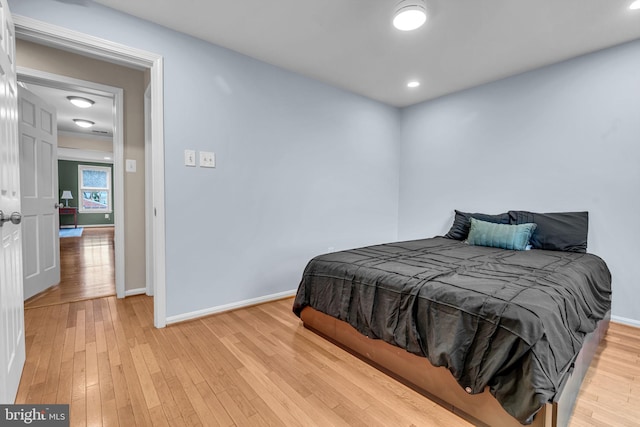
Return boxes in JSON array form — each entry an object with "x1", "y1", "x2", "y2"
[{"x1": 78, "y1": 165, "x2": 112, "y2": 213}]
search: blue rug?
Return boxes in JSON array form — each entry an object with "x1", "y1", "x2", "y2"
[{"x1": 59, "y1": 227, "x2": 83, "y2": 238}]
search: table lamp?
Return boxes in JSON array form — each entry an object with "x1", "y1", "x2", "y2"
[{"x1": 61, "y1": 190, "x2": 73, "y2": 207}]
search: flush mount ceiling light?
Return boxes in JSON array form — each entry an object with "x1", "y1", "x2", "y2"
[
  {"x1": 393, "y1": 0, "x2": 427, "y2": 31},
  {"x1": 73, "y1": 119, "x2": 95, "y2": 128},
  {"x1": 67, "y1": 96, "x2": 95, "y2": 108},
  {"x1": 407, "y1": 80, "x2": 421, "y2": 88},
  {"x1": 630, "y1": 0, "x2": 640, "y2": 10}
]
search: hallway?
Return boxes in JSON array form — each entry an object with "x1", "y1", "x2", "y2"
[{"x1": 24, "y1": 227, "x2": 115, "y2": 309}]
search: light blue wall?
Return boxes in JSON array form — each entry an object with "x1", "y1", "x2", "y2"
[
  {"x1": 399, "y1": 40, "x2": 640, "y2": 324},
  {"x1": 9, "y1": 0, "x2": 400, "y2": 317},
  {"x1": 12, "y1": 0, "x2": 640, "y2": 325}
]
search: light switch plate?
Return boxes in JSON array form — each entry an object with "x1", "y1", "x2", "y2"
[
  {"x1": 126, "y1": 159, "x2": 137, "y2": 173},
  {"x1": 199, "y1": 151, "x2": 215, "y2": 168},
  {"x1": 184, "y1": 149, "x2": 196, "y2": 167}
]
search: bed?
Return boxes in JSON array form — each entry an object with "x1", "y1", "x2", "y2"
[{"x1": 292, "y1": 210, "x2": 612, "y2": 426}]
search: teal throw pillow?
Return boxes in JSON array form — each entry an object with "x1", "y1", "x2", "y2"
[{"x1": 467, "y1": 218, "x2": 537, "y2": 251}]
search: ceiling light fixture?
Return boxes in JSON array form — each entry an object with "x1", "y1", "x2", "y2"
[
  {"x1": 73, "y1": 119, "x2": 95, "y2": 128},
  {"x1": 630, "y1": 0, "x2": 640, "y2": 9},
  {"x1": 393, "y1": 0, "x2": 427, "y2": 31},
  {"x1": 407, "y1": 81, "x2": 421, "y2": 88},
  {"x1": 67, "y1": 96, "x2": 95, "y2": 108}
]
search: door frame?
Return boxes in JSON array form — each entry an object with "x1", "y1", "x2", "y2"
[
  {"x1": 14, "y1": 15, "x2": 167, "y2": 328},
  {"x1": 144, "y1": 84, "x2": 153, "y2": 297},
  {"x1": 18, "y1": 68, "x2": 124, "y2": 298}
]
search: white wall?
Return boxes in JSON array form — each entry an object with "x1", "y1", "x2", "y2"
[
  {"x1": 9, "y1": 0, "x2": 401, "y2": 318},
  {"x1": 399, "y1": 40, "x2": 640, "y2": 324}
]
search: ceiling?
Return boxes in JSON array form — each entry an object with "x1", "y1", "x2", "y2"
[
  {"x1": 20, "y1": 82, "x2": 114, "y2": 138},
  {"x1": 91, "y1": 0, "x2": 640, "y2": 107}
]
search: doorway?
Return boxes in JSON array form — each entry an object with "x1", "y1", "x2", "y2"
[
  {"x1": 14, "y1": 17, "x2": 167, "y2": 327},
  {"x1": 14, "y1": 16, "x2": 167, "y2": 328},
  {"x1": 18, "y1": 70, "x2": 126, "y2": 304},
  {"x1": 19, "y1": 75, "x2": 119, "y2": 308}
]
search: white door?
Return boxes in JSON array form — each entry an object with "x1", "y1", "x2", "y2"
[
  {"x1": 0, "y1": 0, "x2": 25, "y2": 404},
  {"x1": 19, "y1": 87, "x2": 60, "y2": 300}
]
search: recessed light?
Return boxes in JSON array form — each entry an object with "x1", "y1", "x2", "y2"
[
  {"x1": 73, "y1": 119, "x2": 95, "y2": 128},
  {"x1": 630, "y1": 0, "x2": 640, "y2": 9},
  {"x1": 67, "y1": 96, "x2": 95, "y2": 108},
  {"x1": 407, "y1": 81, "x2": 421, "y2": 88},
  {"x1": 393, "y1": 0, "x2": 427, "y2": 31}
]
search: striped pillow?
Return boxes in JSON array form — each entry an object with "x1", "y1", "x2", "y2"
[{"x1": 467, "y1": 218, "x2": 537, "y2": 251}]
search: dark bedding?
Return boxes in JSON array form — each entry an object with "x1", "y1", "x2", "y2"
[{"x1": 292, "y1": 237, "x2": 611, "y2": 424}]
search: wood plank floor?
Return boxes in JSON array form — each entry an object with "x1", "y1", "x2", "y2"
[
  {"x1": 16, "y1": 296, "x2": 640, "y2": 426},
  {"x1": 24, "y1": 227, "x2": 115, "y2": 309}
]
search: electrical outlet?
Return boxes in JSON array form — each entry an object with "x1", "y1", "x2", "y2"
[
  {"x1": 184, "y1": 149, "x2": 196, "y2": 167},
  {"x1": 199, "y1": 151, "x2": 215, "y2": 168}
]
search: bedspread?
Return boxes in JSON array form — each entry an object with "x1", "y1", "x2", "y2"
[{"x1": 292, "y1": 237, "x2": 611, "y2": 424}]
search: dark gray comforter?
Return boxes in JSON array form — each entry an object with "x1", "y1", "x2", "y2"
[{"x1": 292, "y1": 237, "x2": 611, "y2": 424}]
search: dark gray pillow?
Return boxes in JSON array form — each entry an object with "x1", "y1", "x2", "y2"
[
  {"x1": 508, "y1": 211, "x2": 588, "y2": 253},
  {"x1": 444, "y1": 210, "x2": 510, "y2": 240}
]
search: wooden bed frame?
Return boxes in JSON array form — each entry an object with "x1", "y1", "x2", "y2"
[{"x1": 300, "y1": 307, "x2": 610, "y2": 427}]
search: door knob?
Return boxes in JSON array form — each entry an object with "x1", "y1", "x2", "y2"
[
  {"x1": 0, "y1": 210, "x2": 22, "y2": 226},
  {"x1": 55, "y1": 203, "x2": 60, "y2": 209}
]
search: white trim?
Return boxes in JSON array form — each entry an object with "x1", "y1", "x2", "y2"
[
  {"x1": 611, "y1": 315, "x2": 640, "y2": 328},
  {"x1": 144, "y1": 84, "x2": 154, "y2": 297},
  {"x1": 17, "y1": 67, "x2": 121, "y2": 98},
  {"x1": 13, "y1": 16, "x2": 154, "y2": 70},
  {"x1": 125, "y1": 288, "x2": 147, "y2": 297},
  {"x1": 150, "y1": 58, "x2": 166, "y2": 328},
  {"x1": 15, "y1": 15, "x2": 167, "y2": 328},
  {"x1": 112, "y1": 79, "x2": 125, "y2": 300},
  {"x1": 166, "y1": 290, "x2": 298, "y2": 325},
  {"x1": 58, "y1": 147, "x2": 114, "y2": 164}
]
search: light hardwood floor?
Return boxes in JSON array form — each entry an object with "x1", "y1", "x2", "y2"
[
  {"x1": 16, "y1": 295, "x2": 640, "y2": 426},
  {"x1": 24, "y1": 227, "x2": 115, "y2": 309}
]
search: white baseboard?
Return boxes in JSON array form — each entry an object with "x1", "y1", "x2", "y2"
[
  {"x1": 166, "y1": 289, "x2": 297, "y2": 325},
  {"x1": 125, "y1": 288, "x2": 146, "y2": 297},
  {"x1": 59, "y1": 224, "x2": 114, "y2": 229},
  {"x1": 611, "y1": 315, "x2": 640, "y2": 328}
]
